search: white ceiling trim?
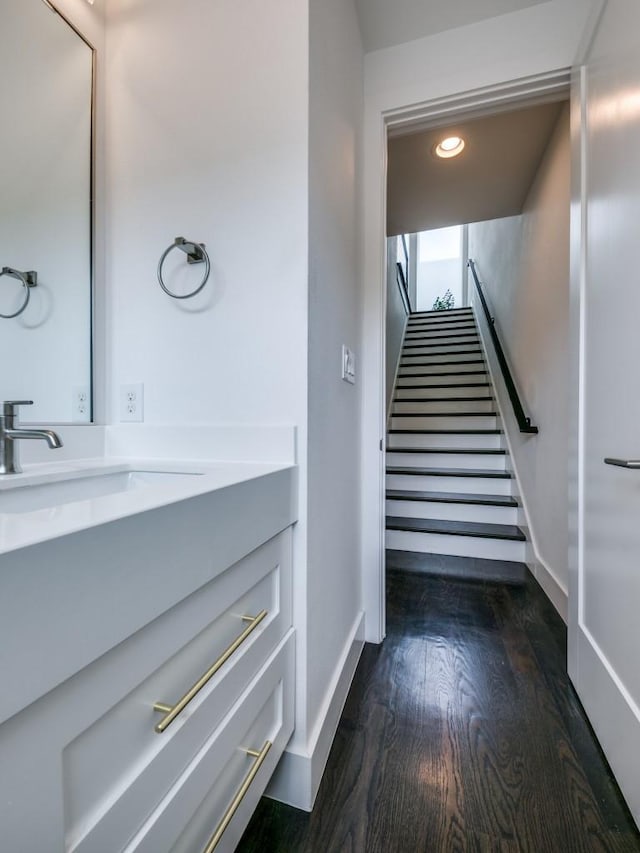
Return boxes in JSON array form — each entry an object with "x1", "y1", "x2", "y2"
[{"x1": 385, "y1": 68, "x2": 571, "y2": 137}]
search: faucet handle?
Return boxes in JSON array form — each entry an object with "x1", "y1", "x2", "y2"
[{"x1": 2, "y1": 401, "x2": 33, "y2": 417}]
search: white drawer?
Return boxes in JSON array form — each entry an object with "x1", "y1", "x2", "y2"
[
  {"x1": 63, "y1": 532, "x2": 292, "y2": 853},
  {"x1": 129, "y1": 631, "x2": 294, "y2": 853}
]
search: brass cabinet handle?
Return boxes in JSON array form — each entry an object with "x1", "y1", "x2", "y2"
[
  {"x1": 153, "y1": 610, "x2": 268, "y2": 733},
  {"x1": 203, "y1": 740, "x2": 272, "y2": 853}
]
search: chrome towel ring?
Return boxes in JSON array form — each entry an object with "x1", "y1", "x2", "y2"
[
  {"x1": 0, "y1": 267, "x2": 38, "y2": 319},
  {"x1": 157, "y1": 237, "x2": 210, "y2": 299}
]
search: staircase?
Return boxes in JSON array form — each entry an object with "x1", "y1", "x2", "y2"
[{"x1": 385, "y1": 306, "x2": 528, "y2": 583}]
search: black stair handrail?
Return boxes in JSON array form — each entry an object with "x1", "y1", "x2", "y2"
[
  {"x1": 396, "y1": 261, "x2": 412, "y2": 315},
  {"x1": 467, "y1": 259, "x2": 538, "y2": 434}
]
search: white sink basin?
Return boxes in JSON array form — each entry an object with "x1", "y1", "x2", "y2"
[{"x1": 0, "y1": 470, "x2": 202, "y2": 514}]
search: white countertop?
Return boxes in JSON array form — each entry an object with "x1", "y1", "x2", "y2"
[{"x1": 0, "y1": 457, "x2": 293, "y2": 556}]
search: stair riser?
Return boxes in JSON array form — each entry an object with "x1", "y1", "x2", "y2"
[
  {"x1": 403, "y1": 337, "x2": 480, "y2": 353},
  {"x1": 388, "y1": 432, "x2": 502, "y2": 449},
  {"x1": 386, "y1": 473, "x2": 512, "y2": 495},
  {"x1": 409, "y1": 310, "x2": 473, "y2": 322},
  {"x1": 392, "y1": 400, "x2": 495, "y2": 414},
  {"x1": 402, "y1": 342, "x2": 482, "y2": 355},
  {"x1": 386, "y1": 450, "x2": 506, "y2": 468},
  {"x1": 406, "y1": 322, "x2": 476, "y2": 333},
  {"x1": 384, "y1": 500, "x2": 518, "y2": 524},
  {"x1": 397, "y1": 373, "x2": 488, "y2": 387},
  {"x1": 405, "y1": 331, "x2": 476, "y2": 342},
  {"x1": 390, "y1": 415, "x2": 497, "y2": 430},
  {"x1": 404, "y1": 334, "x2": 480, "y2": 344},
  {"x1": 402, "y1": 350, "x2": 482, "y2": 364},
  {"x1": 403, "y1": 334, "x2": 480, "y2": 349},
  {"x1": 399, "y1": 363, "x2": 485, "y2": 376},
  {"x1": 385, "y1": 530, "x2": 526, "y2": 561},
  {"x1": 395, "y1": 387, "x2": 491, "y2": 400}
]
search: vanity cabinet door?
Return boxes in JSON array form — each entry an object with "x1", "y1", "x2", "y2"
[
  {"x1": 62, "y1": 531, "x2": 292, "y2": 853},
  {"x1": 126, "y1": 631, "x2": 294, "y2": 853}
]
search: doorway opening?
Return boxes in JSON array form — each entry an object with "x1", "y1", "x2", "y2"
[{"x1": 371, "y1": 70, "x2": 572, "y2": 644}]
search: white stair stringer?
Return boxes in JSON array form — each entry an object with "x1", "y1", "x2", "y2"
[{"x1": 385, "y1": 307, "x2": 528, "y2": 578}]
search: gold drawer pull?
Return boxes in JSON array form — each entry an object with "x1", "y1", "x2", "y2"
[
  {"x1": 153, "y1": 610, "x2": 268, "y2": 733},
  {"x1": 204, "y1": 740, "x2": 272, "y2": 853}
]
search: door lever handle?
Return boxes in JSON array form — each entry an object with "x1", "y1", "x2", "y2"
[{"x1": 604, "y1": 458, "x2": 640, "y2": 468}]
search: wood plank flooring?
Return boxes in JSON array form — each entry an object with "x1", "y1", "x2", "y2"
[{"x1": 238, "y1": 570, "x2": 640, "y2": 852}]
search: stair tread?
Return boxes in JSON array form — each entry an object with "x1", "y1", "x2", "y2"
[
  {"x1": 403, "y1": 338, "x2": 479, "y2": 348},
  {"x1": 410, "y1": 309, "x2": 472, "y2": 317},
  {"x1": 386, "y1": 516, "x2": 525, "y2": 541},
  {"x1": 387, "y1": 464, "x2": 510, "y2": 478},
  {"x1": 386, "y1": 489, "x2": 517, "y2": 506},
  {"x1": 402, "y1": 343, "x2": 482, "y2": 350},
  {"x1": 385, "y1": 550, "x2": 527, "y2": 582},
  {"x1": 407, "y1": 326, "x2": 476, "y2": 333},
  {"x1": 401, "y1": 359, "x2": 485, "y2": 365},
  {"x1": 402, "y1": 350, "x2": 482, "y2": 358},
  {"x1": 386, "y1": 466, "x2": 512, "y2": 479},
  {"x1": 404, "y1": 345, "x2": 480, "y2": 350},
  {"x1": 408, "y1": 319, "x2": 476, "y2": 325},
  {"x1": 404, "y1": 336, "x2": 482, "y2": 348},
  {"x1": 397, "y1": 372, "x2": 488, "y2": 378},
  {"x1": 392, "y1": 411, "x2": 496, "y2": 418},
  {"x1": 394, "y1": 396, "x2": 494, "y2": 403},
  {"x1": 389, "y1": 429, "x2": 501, "y2": 434},
  {"x1": 406, "y1": 332, "x2": 477, "y2": 336},
  {"x1": 396, "y1": 382, "x2": 491, "y2": 389},
  {"x1": 386, "y1": 447, "x2": 505, "y2": 454}
]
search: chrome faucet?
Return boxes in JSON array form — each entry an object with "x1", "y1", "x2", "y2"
[{"x1": 0, "y1": 401, "x2": 63, "y2": 475}]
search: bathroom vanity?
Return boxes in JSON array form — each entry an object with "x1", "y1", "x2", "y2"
[
  {"x1": 0, "y1": 451, "x2": 297, "y2": 852},
  {"x1": 0, "y1": 2, "x2": 305, "y2": 847}
]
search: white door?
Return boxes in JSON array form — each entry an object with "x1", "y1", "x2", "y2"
[{"x1": 570, "y1": 0, "x2": 640, "y2": 827}]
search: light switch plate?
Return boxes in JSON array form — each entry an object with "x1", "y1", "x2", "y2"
[{"x1": 342, "y1": 345, "x2": 355, "y2": 384}]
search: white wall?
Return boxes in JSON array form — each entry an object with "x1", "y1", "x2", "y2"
[
  {"x1": 360, "y1": 0, "x2": 600, "y2": 643},
  {"x1": 303, "y1": 0, "x2": 364, "y2": 805},
  {"x1": 106, "y1": 0, "x2": 364, "y2": 812},
  {"x1": 106, "y1": 0, "x2": 309, "y2": 431},
  {"x1": 468, "y1": 103, "x2": 570, "y2": 603}
]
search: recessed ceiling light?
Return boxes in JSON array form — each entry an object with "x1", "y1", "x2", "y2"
[{"x1": 434, "y1": 136, "x2": 465, "y2": 159}]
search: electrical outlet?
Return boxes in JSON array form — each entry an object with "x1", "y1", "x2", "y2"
[
  {"x1": 120, "y1": 383, "x2": 144, "y2": 422},
  {"x1": 72, "y1": 386, "x2": 90, "y2": 422}
]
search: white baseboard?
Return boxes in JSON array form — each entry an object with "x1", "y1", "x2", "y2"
[
  {"x1": 266, "y1": 611, "x2": 365, "y2": 812},
  {"x1": 525, "y1": 537, "x2": 568, "y2": 622},
  {"x1": 472, "y1": 297, "x2": 568, "y2": 622}
]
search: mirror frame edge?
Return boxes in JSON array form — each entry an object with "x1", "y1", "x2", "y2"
[{"x1": 36, "y1": 0, "x2": 105, "y2": 426}]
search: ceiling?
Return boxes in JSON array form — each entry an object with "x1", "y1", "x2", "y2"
[
  {"x1": 386, "y1": 100, "x2": 567, "y2": 236},
  {"x1": 354, "y1": 0, "x2": 549, "y2": 53}
]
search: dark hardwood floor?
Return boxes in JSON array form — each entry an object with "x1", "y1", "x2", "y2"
[{"x1": 238, "y1": 569, "x2": 640, "y2": 852}]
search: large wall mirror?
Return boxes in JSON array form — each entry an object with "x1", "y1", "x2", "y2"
[{"x1": 0, "y1": 0, "x2": 94, "y2": 423}]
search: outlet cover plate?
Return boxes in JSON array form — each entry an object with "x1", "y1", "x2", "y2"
[
  {"x1": 72, "y1": 386, "x2": 90, "y2": 423},
  {"x1": 120, "y1": 383, "x2": 144, "y2": 422}
]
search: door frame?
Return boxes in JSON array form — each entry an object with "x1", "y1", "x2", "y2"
[{"x1": 360, "y1": 69, "x2": 575, "y2": 644}]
